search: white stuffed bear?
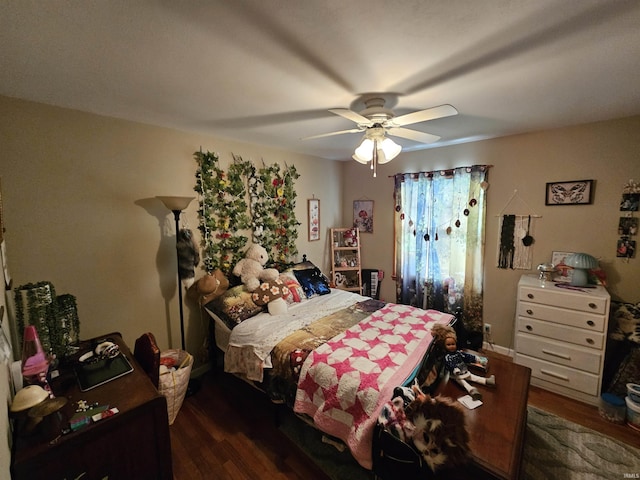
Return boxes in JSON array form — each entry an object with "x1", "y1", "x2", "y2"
[{"x1": 232, "y1": 244, "x2": 279, "y2": 292}]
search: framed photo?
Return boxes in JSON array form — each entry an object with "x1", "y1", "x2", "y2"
[
  {"x1": 617, "y1": 238, "x2": 636, "y2": 258},
  {"x1": 308, "y1": 198, "x2": 320, "y2": 241},
  {"x1": 620, "y1": 193, "x2": 639, "y2": 212},
  {"x1": 545, "y1": 179, "x2": 594, "y2": 206},
  {"x1": 618, "y1": 217, "x2": 638, "y2": 236},
  {"x1": 353, "y1": 200, "x2": 374, "y2": 233},
  {"x1": 551, "y1": 251, "x2": 574, "y2": 283}
]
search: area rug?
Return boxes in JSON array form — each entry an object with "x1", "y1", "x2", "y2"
[
  {"x1": 279, "y1": 406, "x2": 640, "y2": 480},
  {"x1": 522, "y1": 406, "x2": 640, "y2": 480}
]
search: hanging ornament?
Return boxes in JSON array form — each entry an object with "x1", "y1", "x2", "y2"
[
  {"x1": 480, "y1": 181, "x2": 489, "y2": 191},
  {"x1": 463, "y1": 208, "x2": 470, "y2": 216},
  {"x1": 395, "y1": 205, "x2": 402, "y2": 212},
  {"x1": 400, "y1": 213, "x2": 405, "y2": 220},
  {"x1": 408, "y1": 219, "x2": 414, "y2": 227},
  {"x1": 435, "y1": 231, "x2": 439, "y2": 241},
  {"x1": 424, "y1": 232, "x2": 430, "y2": 241},
  {"x1": 469, "y1": 198, "x2": 477, "y2": 207},
  {"x1": 446, "y1": 226, "x2": 452, "y2": 235},
  {"x1": 413, "y1": 229, "x2": 417, "y2": 237},
  {"x1": 455, "y1": 219, "x2": 461, "y2": 228}
]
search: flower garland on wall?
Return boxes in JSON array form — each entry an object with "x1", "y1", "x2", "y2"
[
  {"x1": 194, "y1": 150, "x2": 252, "y2": 275},
  {"x1": 194, "y1": 150, "x2": 300, "y2": 275},
  {"x1": 247, "y1": 159, "x2": 300, "y2": 268}
]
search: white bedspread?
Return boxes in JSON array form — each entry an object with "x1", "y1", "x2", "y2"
[{"x1": 224, "y1": 289, "x2": 368, "y2": 382}]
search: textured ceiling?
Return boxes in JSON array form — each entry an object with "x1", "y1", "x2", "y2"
[{"x1": 1, "y1": 0, "x2": 639, "y2": 160}]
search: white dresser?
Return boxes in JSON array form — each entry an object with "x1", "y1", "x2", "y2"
[{"x1": 514, "y1": 274, "x2": 610, "y2": 406}]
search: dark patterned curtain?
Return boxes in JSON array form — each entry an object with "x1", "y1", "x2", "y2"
[{"x1": 393, "y1": 166, "x2": 490, "y2": 345}]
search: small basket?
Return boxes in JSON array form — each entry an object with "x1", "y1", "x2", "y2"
[{"x1": 158, "y1": 349, "x2": 193, "y2": 425}]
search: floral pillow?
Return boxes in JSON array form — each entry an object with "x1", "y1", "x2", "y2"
[
  {"x1": 205, "y1": 285, "x2": 264, "y2": 329},
  {"x1": 279, "y1": 272, "x2": 305, "y2": 304}
]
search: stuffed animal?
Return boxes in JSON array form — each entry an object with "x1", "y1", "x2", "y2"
[
  {"x1": 195, "y1": 269, "x2": 229, "y2": 305},
  {"x1": 404, "y1": 389, "x2": 470, "y2": 472},
  {"x1": 232, "y1": 244, "x2": 279, "y2": 292},
  {"x1": 176, "y1": 228, "x2": 200, "y2": 288},
  {"x1": 251, "y1": 278, "x2": 289, "y2": 315}
]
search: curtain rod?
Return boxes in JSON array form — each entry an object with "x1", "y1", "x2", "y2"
[{"x1": 389, "y1": 164, "x2": 493, "y2": 178}]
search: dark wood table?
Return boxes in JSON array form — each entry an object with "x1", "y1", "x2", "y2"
[
  {"x1": 11, "y1": 332, "x2": 173, "y2": 480},
  {"x1": 434, "y1": 353, "x2": 531, "y2": 480}
]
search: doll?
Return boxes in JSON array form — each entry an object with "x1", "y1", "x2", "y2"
[{"x1": 432, "y1": 324, "x2": 495, "y2": 400}]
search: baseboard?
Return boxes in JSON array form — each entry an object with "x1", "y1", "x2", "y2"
[{"x1": 482, "y1": 342, "x2": 514, "y2": 357}]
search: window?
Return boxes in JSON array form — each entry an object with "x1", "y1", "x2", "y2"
[{"x1": 393, "y1": 165, "x2": 490, "y2": 346}]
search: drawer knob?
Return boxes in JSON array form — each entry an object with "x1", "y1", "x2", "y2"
[
  {"x1": 526, "y1": 325, "x2": 533, "y2": 331},
  {"x1": 588, "y1": 303, "x2": 597, "y2": 309},
  {"x1": 527, "y1": 293, "x2": 534, "y2": 299},
  {"x1": 586, "y1": 338, "x2": 594, "y2": 345},
  {"x1": 587, "y1": 320, "x2": 595, "y2": 327},
  {"x1": 526, "y1": 309, "x2": 533, "y2": 315}
]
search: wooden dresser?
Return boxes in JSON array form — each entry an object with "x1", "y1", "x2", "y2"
[
  {"x1": 11, "y1": 332, "x2": 172, "y2": 480},
  {"x1": 514, "y1": 275, "x2": 610, "y2": 406}
]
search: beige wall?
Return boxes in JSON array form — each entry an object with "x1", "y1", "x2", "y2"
[
  {"x1": 0, "y1": 95, "x2": 343, "y2": 368},
  {"x1": 1, "y1": 94, "x2": 638, "y2": 363},
  {"x1": 342, "y1": 115, "x2": 640, "y2": 349}
]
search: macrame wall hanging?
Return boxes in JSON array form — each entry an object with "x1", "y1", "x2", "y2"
[{"x1": 496, "y1": 190, "x2": 541, "y2": 270}]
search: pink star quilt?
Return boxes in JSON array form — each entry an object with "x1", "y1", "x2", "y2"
[{"x1": 293, "y1": 303, "x2": 454, "y2": 469}]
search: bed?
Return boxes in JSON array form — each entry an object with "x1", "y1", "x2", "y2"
[{"x1": 203, "y1": 260, "x2": 455, "y2": 470}]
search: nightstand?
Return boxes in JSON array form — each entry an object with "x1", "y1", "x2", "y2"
[
  {"x1": 11, "y1": 332, "x2": 173, "y2": 480},
  {"x1": 514, "y1": 275, "x2": 610, "y2": 406}
]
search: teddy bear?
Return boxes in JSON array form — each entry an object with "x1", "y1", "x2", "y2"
[
  {"x1": 251, "y1": 278, "x2": 290, "y2": 315},
  {"x1": 194, "y1": 269, "x2": 230, "y2": 305},
  {"x1": 232, "y1": 244, "x2": 279, "y2": 292}
]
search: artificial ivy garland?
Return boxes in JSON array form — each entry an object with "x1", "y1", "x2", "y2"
[{"x1": 194, "y1": 150, "x2": 300, "y2": 274}]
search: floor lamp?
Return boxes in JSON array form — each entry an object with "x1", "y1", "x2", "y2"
[{"x1": 157, "y1": 195, "x2": 199, "y2": 395}]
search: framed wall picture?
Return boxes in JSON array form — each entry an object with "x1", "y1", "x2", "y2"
[
  {"x1": 308, "y1": 198, "x2": 320, "y2": 241},
  {"x1": 353, "y1": 200, "x2": 373, "y2": 233},
  {"x1": 545, "y1": 179, "x2": 594, "y2": 205}
]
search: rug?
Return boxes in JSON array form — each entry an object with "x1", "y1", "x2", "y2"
[
  {"x1": 523, "y1": 406, "x2": 640, "y2": 480},
  {"x1": 279, "y1": 406, "x2": 640, "y2": 480}
]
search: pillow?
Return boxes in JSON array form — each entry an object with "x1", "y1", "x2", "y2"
[
  {"x1": 205, "y1": 285, "x2": 264, "y2": 329},
  {"x1": 293, "y1": 267, "x2": 331, "y2": 298},
  {"x1": 279, "y1": 272, "x2": 305, "y2": 304}
]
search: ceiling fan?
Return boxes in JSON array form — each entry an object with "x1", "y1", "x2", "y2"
[{"x1": 305, "y1": 94, "x2": 458, "y2": 176}]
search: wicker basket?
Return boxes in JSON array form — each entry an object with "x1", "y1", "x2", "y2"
[{"x1": 158, "y1": 349, "x2": 193, "y2": 425}]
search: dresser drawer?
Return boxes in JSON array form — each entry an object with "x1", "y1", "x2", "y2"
[
  {"x1": 517, "y1": 316, "x2": 604, "y2": 350},
  {"x1": 519, "y1": 285, "x2": 607, "y2": 314},
  {"x1": 515, "y1": 332, "x2": 602, "y2": 374},
  {"x1": 515, "y1": 354, "x2": 600, "y2": 396},
  {"x1": 517, "y1": 301, "x2": 605, "y2": 332}
]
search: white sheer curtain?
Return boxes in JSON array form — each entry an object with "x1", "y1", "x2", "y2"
[{"x1": 393, "y1": 166, "x2": 490, "y2": 346}]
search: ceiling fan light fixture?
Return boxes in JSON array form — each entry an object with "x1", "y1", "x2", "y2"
[
  {"x1": 353, "y1": 138, "x2": 374, "y2": 163},
  {"x1": 378, "y1": 137, "x2": 401, "y2": 164}
]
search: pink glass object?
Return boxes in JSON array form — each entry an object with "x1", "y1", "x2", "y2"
[{"x1": 21, "y1": 325, "x2": 51, "y2": 394}]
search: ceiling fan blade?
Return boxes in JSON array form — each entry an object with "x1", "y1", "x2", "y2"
[
  {"x1": 329, "y1": 108, "x2": 372, "y2": 125},
  {"x1": 391, "y1": 104, "x2": 458, "y2": 127},
  {"x1": 387, "y1": 127, "x2": 441, "y2": 144},
  {"x1": 302, "y1": 128, "x2": 362, "y2": 140}
]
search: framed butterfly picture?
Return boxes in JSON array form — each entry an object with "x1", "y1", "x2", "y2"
[{"x1": 545, "y1": 179, "x2": 594, "y2": 206}]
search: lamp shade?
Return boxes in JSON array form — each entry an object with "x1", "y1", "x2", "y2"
[
  {"x1": 565, "y1": 253, "x2": 598, "y2": 287},
  {"x1": 157, "y1": 196, "x2": 195, "y2": 211}
]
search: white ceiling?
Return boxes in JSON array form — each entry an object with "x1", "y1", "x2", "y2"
[{"x1": 2, "y1": 0, "x2": 639, "y2": 160}]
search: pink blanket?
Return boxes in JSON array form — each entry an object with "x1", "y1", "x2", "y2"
[{"x1": 293, "y1": 303, "x2": 454, "y2": 469}]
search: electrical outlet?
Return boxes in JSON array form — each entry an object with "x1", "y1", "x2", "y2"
[{"x1": 483, "y1": 323, "x2": 492, "y2": 335}]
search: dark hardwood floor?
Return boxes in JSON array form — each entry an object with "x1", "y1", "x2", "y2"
[{"x1": 169, "y1": 354, "x2": 640, "y2": 479}]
